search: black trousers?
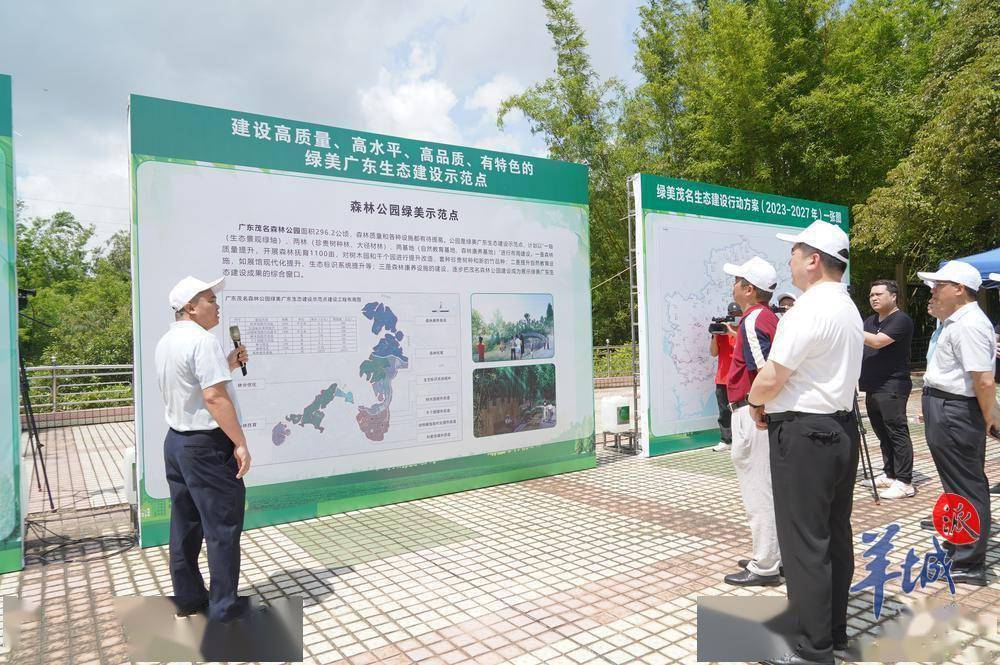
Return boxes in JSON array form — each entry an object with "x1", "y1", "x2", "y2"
[
  {"x1": 922, "y1": 393, "x2": 991, "y2": 568},
  {"x1": 715, "y1": 383, "x2": 733, "y2": 444},
  {"x1": 768, "y1": 411, "x2": 859, "y2": 664},
  {"x1": 865, "y1": 390, "x2": 914, "y2": 484},
  {"x1": 164, "y1": 428, "x2": 247, "y2": 622}
]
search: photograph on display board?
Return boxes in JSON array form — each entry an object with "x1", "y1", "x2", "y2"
[
  {"x1": 471, "y1": 293, "x2": 554, "y2": 362},
  {"x1": 472, "y1": 364, "x2": 556, "y2": 437}
]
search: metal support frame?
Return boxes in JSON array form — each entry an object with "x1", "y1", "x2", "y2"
[{"x1": 626, "y1": 176, "x2": 641, "y2": 451}]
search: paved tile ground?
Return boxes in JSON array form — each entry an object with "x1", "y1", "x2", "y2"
[{"x1": 1, "y1": 387, "x2": 998, "y2": 664}]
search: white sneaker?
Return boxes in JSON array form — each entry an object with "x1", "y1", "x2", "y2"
[
  {"x1": 866, "y1": 473, "x2": 894, "y2": 489},
  {"x1": 879, "y1": 480, "x2": 916, "y2": 499},
  {"x1": 712, "y1": 441, "x2": 731, "y2": 452}
]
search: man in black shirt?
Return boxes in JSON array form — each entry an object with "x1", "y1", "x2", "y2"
[{"x1": 860, "y1": 279, "x2": 915, "y2": 499}]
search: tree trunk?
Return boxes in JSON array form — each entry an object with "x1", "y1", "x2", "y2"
[{"x1": 894, "y1": 263, "x2": 908, "y2": 311}]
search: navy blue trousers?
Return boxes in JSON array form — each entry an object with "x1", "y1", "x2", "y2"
[{"x1": 164, "y1": 428, "x2": 246, "y2": 622}]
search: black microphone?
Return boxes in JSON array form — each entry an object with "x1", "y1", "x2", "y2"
[{"x1": 229, "y1": 325, "x2": 247, "y2": 376}]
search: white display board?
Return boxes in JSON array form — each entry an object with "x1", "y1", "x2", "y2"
[{"x1": 130, "y1": 95, "x2": 595, "y2": 545}]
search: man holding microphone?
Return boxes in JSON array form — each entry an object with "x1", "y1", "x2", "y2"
[
  {"x1": 155, "y1": 275, "x2": 251, "y2": 622},
  {"x1": 747, "y1": 221, "x2": 863, "y2": 665}
]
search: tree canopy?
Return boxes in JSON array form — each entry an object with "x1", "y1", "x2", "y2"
[{"x1": 502, "y1": 0, "x2": 992, "y2": 343}]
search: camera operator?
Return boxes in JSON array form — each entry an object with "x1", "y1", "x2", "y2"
[
  {"x1": 747, "y1": 221, "x2": 862, "y2": 665},
  {"x1": 860, "y1": 280, "x2": 915, "y2": 499},
  {"x1": 719, "y1": 257, "x2": 782, "y2": 586},
  {"x1": 777, "y1": 292, "x2": 797, "y2": 311},
  {"x1": 916, "y1": 261, "x2": 999, "y2": 586},
  {"x1": 709, "y1": 302, "x2": 741, "y2": 452}
]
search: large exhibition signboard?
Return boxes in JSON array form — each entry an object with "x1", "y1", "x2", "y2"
[
  {"x1": 0, "y1": 74, "x2": 22, "y2": 573},
  {"x1": 631, "y1": 174, "x2": 849, "y2": 457},
  {"x1": 130, "y1": 95, "x2": 594, "y2": 547}
]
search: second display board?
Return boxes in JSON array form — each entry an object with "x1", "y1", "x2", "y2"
[{"x1": 630, "y1": 173, "x2": 850, "y2": 456}]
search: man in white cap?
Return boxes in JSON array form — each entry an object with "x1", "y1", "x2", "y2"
[
  {"x1": 155, "y1": 275, "x2": 251, "y2": 622},
  {"x1": 916, "y1": 260, "x2": 998, "y2": 585},
  {"x1": 776, "y1": 291, "x2": 797, "y2": 312},
  {"x1": 719, "y1": 256, "x2": 783, "y2": 587},
  {"x1": 746, "y1": 220, "x2": 863, "y2": 665}
]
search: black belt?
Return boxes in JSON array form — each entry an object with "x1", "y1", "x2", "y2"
[
  {"x1": 766, "y1": 409, "x2": 853, "y2": 424},
  {"x1": 729, "y1": 399, "x2": 749, "y2": 411},
  {"x1": 922, "y1": 386, "x2": 976, "y2": 401}
]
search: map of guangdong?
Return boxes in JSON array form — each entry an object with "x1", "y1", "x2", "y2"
[
  {"x1": 269, "y1": 300, "x2": 409, "y2": 445},
  {"x1": 356, "y1": 301, "x2": 409, "y2": 442},
  {"x1": 648, "y1": 215, "x2": 798, "y2": 434}
]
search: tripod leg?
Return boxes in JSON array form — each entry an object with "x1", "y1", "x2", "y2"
[
  {"x1": 854, "y1": 393, "x2": 881, "y2": 504},
  {"x1": 20, "y1": 356, "x2": 55, "y2": 510}
]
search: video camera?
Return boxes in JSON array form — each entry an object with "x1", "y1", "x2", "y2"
[
  {"x1": 770, "y1": 304, "x2": 787, "y2": 315},
  {"x1": 709, "y1": 302, "x2": 742, "y2": 335}
]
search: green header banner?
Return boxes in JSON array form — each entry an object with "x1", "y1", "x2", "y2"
[
  {"x1": 639, "y1": 173, "x2": 849, "y2": 231},
  {"x1": 129, "y1": 95, "x2": 588, "y2": 206},
  {"x1": 0, "y1": 73, "x2": 22, "y2": 574}
]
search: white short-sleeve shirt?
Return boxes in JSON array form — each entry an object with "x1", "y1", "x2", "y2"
[
  {"x1": 154, "y1": 320, "x2": 241, "y2": 431},
  {"x1": 767, "y1": 281, "x2": 864, "y2": 414},
  {"x1": 923, "y1": 302, "x2": 996, "y2": 397}
]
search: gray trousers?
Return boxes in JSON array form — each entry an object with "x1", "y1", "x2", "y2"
[{"x1": 922, "y1": 393, "x2": 991, "y2": 568}]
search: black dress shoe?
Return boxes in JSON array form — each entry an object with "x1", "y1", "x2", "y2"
[
  {"x1": 737, "y1": 559, "x2": 785, "y2": 576},
  {"x1": 760, "y1": 652, "x2": 831, "y2": 665},
  {"x1": 725, "y1": 568, "x2": 783, "y2": 586},
  {"x1": 920, "y1": 518, "x2": 935, "y2": 530},
  {"x1": 174, "y1": 598, "x2": 209, "y2": 618},
  {"x1": 951, "y1": 565, "x2": 987, "y2": 586}
]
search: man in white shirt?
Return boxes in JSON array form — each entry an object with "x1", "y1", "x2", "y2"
[
  {"x1": 916, "y1": 261, "x2": 999, "y2": 586},
  {"x1": 747, "y1": 220, "x2": 863, "y2": 665},
  {"x1": 155, "y1": 275, "x2": 251, "y2": 622}
]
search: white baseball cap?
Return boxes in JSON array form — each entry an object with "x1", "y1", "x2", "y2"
[
  {"x1": 989, "y1": 272, "x2": 1000, "y2": 283},
  {"x1": 723, "y1": 256, "x2": 778, "y2": 292},
  {"x1": 916, "y1": 260, "x2": 982, "y2": 291},
  {"x1": 776, "y1": 220, "x2": 850, "y2": 263},
  {"x1": 776, "y1": 291, "x2": 798, "y2": 303},
  {"x1": 168, "y1": 275, "x2": 225, "y2": 311}
]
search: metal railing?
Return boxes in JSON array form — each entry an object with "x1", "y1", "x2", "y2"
[
  {"x1": 21, "y1": 363, "x2": 134, "y2": 415},
  {"x1": 593, "y1": 344, "x2": 637, "y2": 388},
  {"x1": 18, "y1": 335, "x2": 934, "y2": 419}
]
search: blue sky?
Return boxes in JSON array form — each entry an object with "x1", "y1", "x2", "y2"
[{"x1": 0, "y1": 1, "x2": 642, "y2": 246}]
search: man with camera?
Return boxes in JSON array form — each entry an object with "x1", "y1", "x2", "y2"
[
  {"x1": 860, "y1": 279, "x2": 915, "y2": 499},
  {"x1": 719, "y1": 257, "x2": 782, "y2": 586},
  {"x1": 916, "y1": 261, "x2": 999, "y2": 586},
  {"x1": 709, "y1": 302, "x2": 741, "y2": 452},
  {"x1": 747, "y1": 220, "x2": 862, "y2": 665}
]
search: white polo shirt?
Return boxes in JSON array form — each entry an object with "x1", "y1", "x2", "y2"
[
  {"x1": 154, "y1": 320, "x2": 241, "y2": 431},
  {"x1": 923, "y1": 302, "x2": 996, "y2": 397},
  {"x1": 767, "y1": 281, "x2": 864, "y2": 414}
]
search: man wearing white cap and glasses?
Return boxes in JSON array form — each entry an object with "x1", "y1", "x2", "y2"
[
  {"x1": 155, "y1": 275, "x2": 252, "y2": 622},
  {"x1": 916, "y1": 260, "x2": 999, "y2": 586},
  {"x1": 719, "y1": 256, "x2": 783, "y2": 587},
  {"x1": 746, "y1": 220, "x2": 863, "y2": 665}
]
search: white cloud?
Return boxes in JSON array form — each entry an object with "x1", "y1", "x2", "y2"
[
  {"x1": 464, "y1": 73, "x2": 524, "y2": 128},
  {"x1": 357, "y1": 45, "x2": 463, "y2": 144},
  {"x1": 2, "y1": 0, "x2": 641, "y2": 244}
]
